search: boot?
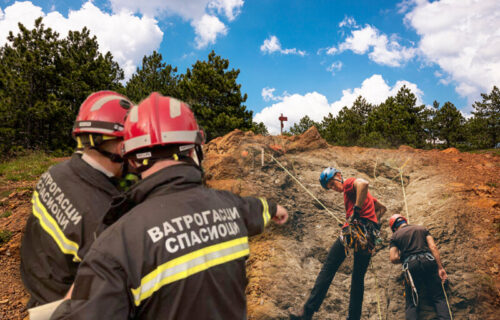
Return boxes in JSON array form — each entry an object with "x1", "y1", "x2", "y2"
[{"x1": 289, "y1": 310, "x2": 313, "y2": 320}]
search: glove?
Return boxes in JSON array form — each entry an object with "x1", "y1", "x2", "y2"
[{"x1": 349, "y1": 205, "x2": 362, "y2": 223}]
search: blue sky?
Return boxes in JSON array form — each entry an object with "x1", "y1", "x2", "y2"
[{"x1": 1, "y1": 0, "x2": 499, "y2": 134}]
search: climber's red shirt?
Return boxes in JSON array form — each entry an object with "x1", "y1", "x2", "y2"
[{"x1": 343, "y1": 177, "x2": 378, "y2": 228}]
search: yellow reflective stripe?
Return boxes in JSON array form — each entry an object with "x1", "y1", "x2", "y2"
[
  {"x1": 258, "y1": 197, "x2": 271, "y2": 226},
  {"x1": 131, "y1": 236, "x2": 249, "y2": 306},
  {"x1": 31, "y1": 191, "x2": 81, "y2": 262}
]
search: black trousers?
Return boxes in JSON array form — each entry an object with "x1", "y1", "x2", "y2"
[
  {"x1": 303, "y1": 237, "x2": 371, "y2": 320},
  {"x1": 404, "y1": 257, "x2": 450, "y2": 320}
]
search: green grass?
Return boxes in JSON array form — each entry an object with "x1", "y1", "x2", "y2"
[
  {"x1": 0, "y1": 151, "x2": 57, "y2": 182},
  {"x1": 466, "y1": 148, "x2": 500, "y2": 157},
  {"x1": 0, "y1": 190, "x2": 11, "y2": 198},
  {"x1": 0, "y1": 229, "x2": 12, "y2": 245},
  {"x1": 0, "y1": 211, "x2": 12, "y2": 218}
]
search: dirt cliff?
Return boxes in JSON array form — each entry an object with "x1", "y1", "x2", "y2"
[
  {"x1": 203, "y1": 128, "x2": 499, "y2": 319},
  {"x1": 1, "y1": 127, "x2": 499, "y2": 319}
]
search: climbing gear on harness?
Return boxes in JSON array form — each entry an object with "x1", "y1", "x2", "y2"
[
  {"x1": 403, "y1": 263, "x2": 419, "y2": 307},
  {"x1": 122, "y1": 93, "x2": 205, "y2": 172},
  {"x1": 389, "y1": 214, "x2": 408, "y2": 232},
  {"x1": 402, "y1": 252, "x2": 434, "y2": 265},
  {"x1": 341, "y1": 219, "x2": 380, "y2": 255},
  {"x1": 319, "y1": 167, "x2": 342, "y2": 189},
  {"x1": 402, "y1": 252, "x2": 435, "y2": 307},
  {"x1": 264, "y1": 154, "x2": 385, "y2": 319}
]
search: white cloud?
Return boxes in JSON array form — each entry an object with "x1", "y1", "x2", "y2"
[
  {"x1": 325, "y1": 47, "x2": 338, "y2": 55},
  {"x1": 326, "y1": 61, "x2": 343, "y2": 74},
  {"x1": 261, "y1": 87, "x2": 289, "y2": 102},
  {"x1": 405, "y1": 0, "x2": 500, "y2": 102},
  {"x1": 260, "y1": 35, "x2": 306, "y2": 56},
  {"x1": 339, "y1": 16, "x2": 357, "y2": 28},
  {"x1": 254, "y1": 74, "x2": 423, "y2": 134},
  {"x1": 254, "y1": 92, "x2": 331, "y2": 134},
  {"x1": 330, "y1": 25, "x2": 416, "y2": 67},
  {"x1": 192, "y1": 14, "x2": 227, "y2": 48},
  {"x1": 208, "y1": 0, "x2": 244, "y2": 21},
  {"x1": 110, "y1": 0, "x2": 243, "y2": 48},
  {"x1": 0, "y1": 1, "x2": 163, "y2": 80},
  {"x1": 262, "y1": 88, "x2": 277, "y2": 102}
]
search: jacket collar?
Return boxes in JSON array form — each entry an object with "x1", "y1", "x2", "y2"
[
  {"x1": 68, "y1": 153, "x2": 120, "y2": 197},
  {"x1": 100, "y1": 163, "x2": 203, "y2": 229},
  {"x1": 127, "y1": 163, "x2": 202, "y2": 204}
]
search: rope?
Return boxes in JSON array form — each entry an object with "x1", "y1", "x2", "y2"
[
  {"x1": 267, "y1": 152, "x2": 385, "y2": 319},
  {"x1": 373, "y1": 159, "x2": 379, "y2": 181},
  {"x1": 441, "y1": 282, "x2": 454, "y2": 320},
  {"x1": 266, "y1": 153, "x2": 344, "y2": 225},
  {"x1": 370, "y1": 260, "x2": 383, "y2": 320},
  {"x1": 396, "y1": 159, "x2": 454, "y2": 319},
  {"x1": 398, "y1": 158, "x2": 410, "y2": 223}
]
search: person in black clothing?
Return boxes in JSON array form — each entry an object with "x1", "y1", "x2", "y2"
[
  {"x1": 20, "y1": 91, "x2": 133, "y2": 307},
  {"x1": 50, "y1": 93, "x2": 289, "y2": 320},
  {"x1": 389, "y1": 214, "x2": 450, "y2": 320},
  {"x1": 291, "y1": 167, "x2": 387, "y2": 320}
]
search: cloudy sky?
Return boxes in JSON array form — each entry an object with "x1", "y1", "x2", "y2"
[{"x1": 1, "y1": 0, "x2": 499, "y2": 134}]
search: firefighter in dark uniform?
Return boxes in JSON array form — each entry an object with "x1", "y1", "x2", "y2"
[
  {"x1": 292, "y1": 167, "x2": 387, "y2": 320},
  {"x1": 20, "y1": 91, "x2": 133, "y2": 307},
  {"x1": 389, "y1": 214, "x2": 450, "y2": 320},
  {"x1": 51, "y1": 93, "x2": 289, "y2": 320}
]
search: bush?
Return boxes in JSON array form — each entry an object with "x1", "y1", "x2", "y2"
[{"x1": 0, "y1": 229, "x2": 12, "y2": 245}]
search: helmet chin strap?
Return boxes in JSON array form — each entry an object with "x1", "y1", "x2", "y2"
[{"x1": 92, "y1": 147, "x2": 124, "y2": 163}]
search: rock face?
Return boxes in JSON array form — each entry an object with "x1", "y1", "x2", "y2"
[
  {"x1": 1, "y1": 128, "x2": 499, "y2": 319},
  {"x1": 202, "y1": 129, "x2": 500, "y2": 320}
]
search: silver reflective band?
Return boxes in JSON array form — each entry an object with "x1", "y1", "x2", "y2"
[
  {"x1": 179, "y1": 144, "x2": 195, "y2": 152},
  {"x1": 76, "y1": 127, "x2": 115, "y2": 134},
  {"x1": 124, "y1": 134, "x2": 151, "y2": 152},
  {"x1": 90, "y1": 95, "x2": 123, "y2": 111},
  {"x1": 169, "y1": 98, "x2": 181, "y2": 118},
  {"x1": 161, "y1": 131, "x2": 198, "y2": 143}
]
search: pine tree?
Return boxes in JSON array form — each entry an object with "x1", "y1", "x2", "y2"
[{"x1": 177, "y1": 51, "x2": 253, "y2": 140}]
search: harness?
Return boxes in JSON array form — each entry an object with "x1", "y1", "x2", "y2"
[
  {"x1": 402, "y1": 252, "x2": 435, "y2": 307},
  {"x1": 340, "y1": 219, "x2": 380, "y2": 255}
]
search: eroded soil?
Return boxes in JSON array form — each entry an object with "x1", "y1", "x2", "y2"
[{"x1": 1, "y1": 128, "x2": 499, "y2": 319}]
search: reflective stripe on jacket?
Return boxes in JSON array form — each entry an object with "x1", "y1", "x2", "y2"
[
  {"x1": 20, "y1": 153, "x2": 121, "y2": 305},
  {"x1": 51, "y1": 164, "x2": 277, "y2": 320}
]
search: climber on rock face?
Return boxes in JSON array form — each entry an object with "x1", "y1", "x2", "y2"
[
  {"x1": 389, "y1": 214, "x2": 451, "y2": 320},
  {"x1": 291, "y1": 167, "x2": 387, "y2": 320}
]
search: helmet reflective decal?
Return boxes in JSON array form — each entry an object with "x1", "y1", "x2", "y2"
[
  {"x1": 170, "y1": 98, "x2": 181, "y2": 118},
  {"x1": 129, "y1": 105, "x2": 139, "y2": 123},
  {"x1": 124, "y1": 134, "x2": 152, "y2": 152},
  {"x1": 90, "y1": 95, "x2": 123, "y2": 111},
  {"x1": 161, "y1": 131, "x2": 199, "y2": 143}
]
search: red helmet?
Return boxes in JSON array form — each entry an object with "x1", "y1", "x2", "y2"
[
  {"x1": 123, "y1": 92, "x2": 204, "y2": 160},
  {"x1": 73, "y1": 91, "x2": 132, "y2": 138},
  {"x1": 389, "y1": 214, "x2": 408, "y2": 232}
]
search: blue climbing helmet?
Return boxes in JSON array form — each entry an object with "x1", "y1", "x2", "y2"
[{"x1": 319, "y1": 167, "x2": 341, "y2": 189}]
